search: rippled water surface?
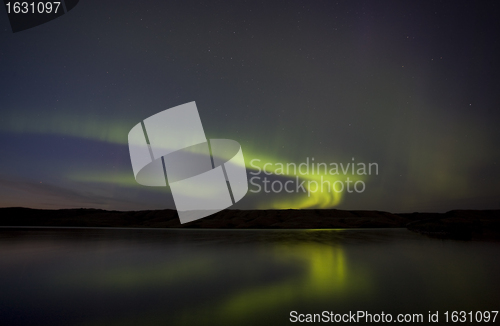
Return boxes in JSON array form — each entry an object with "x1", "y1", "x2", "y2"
[{"x1": 0, "y1": 228, "x2": 499, "y2": 325}]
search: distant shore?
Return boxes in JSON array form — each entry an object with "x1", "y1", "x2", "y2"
[{"x1": 0, "y1": 207, "x2": 499, "y2": 240}]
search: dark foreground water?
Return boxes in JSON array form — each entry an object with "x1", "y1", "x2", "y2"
[{"x1": 0, "y1": 228, "x2": 498, "y2": 326}]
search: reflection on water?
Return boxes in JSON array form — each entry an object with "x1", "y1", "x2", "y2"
[
  {"x1": 0, "y1": 228, "x2": 499, "y2": 326},
  {"x1": 190, "y1": 240, "x2": 372, "y2": 326}
]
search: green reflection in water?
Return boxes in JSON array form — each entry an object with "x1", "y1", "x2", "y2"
[
  {"x1": 79, "y1": 231, "x2": 374, "y2": 326},
  {"x1": 60, "y1": 256, "x2": 216, "y2": 290},
  {"x1": 173, "y1": 236, "x2": 373, "y2": 325}
]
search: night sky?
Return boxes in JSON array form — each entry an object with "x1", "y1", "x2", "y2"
[{"x1": 0, "y1": 0, "x2": 499, "y2": 212}]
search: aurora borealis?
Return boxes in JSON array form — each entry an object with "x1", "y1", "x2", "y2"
[{"x1": 0, "y1": 0, "x2": 499, "y2": 212}]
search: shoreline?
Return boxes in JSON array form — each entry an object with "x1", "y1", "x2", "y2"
[{"x1": 0, "y1": 207, "x2": 498, "y2": 240}]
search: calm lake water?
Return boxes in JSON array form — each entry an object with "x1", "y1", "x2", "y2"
[{"x1": 0, "y1": 228, "x2": 498, "y2": 326}]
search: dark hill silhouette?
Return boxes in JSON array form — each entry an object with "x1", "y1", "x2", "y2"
[{"x1": 0, "y1": 207, "x2": 499, "y2": 240}]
